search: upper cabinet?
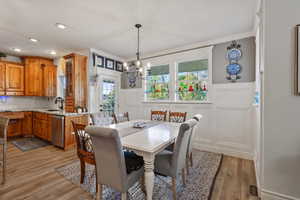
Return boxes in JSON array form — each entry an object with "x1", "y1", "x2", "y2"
[
  {"x1": 0, "y1": 61, "x2": 24, "y2": 96},
  {"x1": 64, "y1": 53, "x2": 87, "y2": 112},
  {"x1": 23, "y1": 57, "x2": 57, "y2": 97},
  {"x1": 0, "y1": 62, "x2": 5, "y2": 95},
  {"x1": 5, "y1": 63, "x2": 25, "y2": 95}
]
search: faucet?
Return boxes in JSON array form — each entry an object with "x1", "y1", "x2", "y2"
[{"x1": 54, "y1": 97, "x2": 65, "y2": 111}]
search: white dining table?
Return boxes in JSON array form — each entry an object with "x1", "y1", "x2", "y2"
[{"x1": 105, "y1": 120, "x2": 181, "y2": 200}]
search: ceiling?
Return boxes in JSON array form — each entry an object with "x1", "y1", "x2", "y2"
[{"x1": 0, "y1": 0, "x2": 258, "y2": 59}]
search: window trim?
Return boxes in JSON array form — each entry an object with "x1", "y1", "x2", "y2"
[{"x1": 143, "y1": 46, "x2": 213, "y2": 103}]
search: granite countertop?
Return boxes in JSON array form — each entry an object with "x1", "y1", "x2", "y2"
[{"x1": 0, "y1": 108, "x2": 90, "y2": 116}]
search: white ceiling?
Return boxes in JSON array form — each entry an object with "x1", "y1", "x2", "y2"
[{"x1": 0, "y1": 0, "x2": 258, "y2": 59}]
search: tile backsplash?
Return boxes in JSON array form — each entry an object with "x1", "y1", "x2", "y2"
[{"x1": 0, "y1": 96, "x2": 57, "y2": 110}]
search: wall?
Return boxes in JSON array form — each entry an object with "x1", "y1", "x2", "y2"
[
  {"x1": 119, "y1": 36, "x2": 256, "y2": 160},
  {"x1": 261, "y1": 0, "x2": 300, "y2": 199},
  {"x1": 213, "y1": 37, "x2": 256, "y2": 83}
]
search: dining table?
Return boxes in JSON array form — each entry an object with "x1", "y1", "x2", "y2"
[{"x1": 105, "y1": 120, "x2": 181, "y2": 200}]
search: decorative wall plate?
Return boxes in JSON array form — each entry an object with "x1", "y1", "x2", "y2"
[
  {"x1": 226, "y1": 48, "x2": 242, "y2": 61},
  {"x1": 226, "y1": 63, "x2": 241, "y2": 75}
]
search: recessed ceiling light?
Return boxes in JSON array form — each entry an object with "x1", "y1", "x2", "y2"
[
  {"x1": 55, "y1": 23, "x2": 67, "y2": 29},
  {"x1": 12, "y1": 48, "x2": 21, "y2": 52},
  {"x1": 50, "y1": 50, "x2": 56, "y2": 55},
  {"x1": 29, "y1": 38, "x2": 38, "y2": 43}
]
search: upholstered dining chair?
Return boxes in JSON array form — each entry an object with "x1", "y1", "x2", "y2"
[
  {"x1": 90, "y1": 112, "x2": 114, "y2": 126},
  {"x1": 0, "y1": 117, "x2": 9, "y2": 185},
  {"x1": 112, "y1": 112, "x2": 130, "y2": 124},
  {"x1": 85, "y1": 126, "x2": 145, "y2": 200},
  {"x1": 151, "y1": 110, "x2": 167, "y2": 121},
  {"x1": 169, "y1": 111, "x2": 187, "y2": 123},
  {"x1": 187, "y1": 114, "x2": 202, "y2": 168},
  {"x1": 71, "y1": 121, "x2": 98, "y2": 192},
  {"x1": 154, "y1": 119, "x2": 198, "y2": 200}
]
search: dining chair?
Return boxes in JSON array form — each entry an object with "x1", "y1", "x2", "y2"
[
  {"x1": 71, "y1": 121, "x2": 98, "y2": 192},
  {"x1": 90, "y1": 112, "x2": 114, "y2": 126},
  {"x1": 112, "y1": 112, "x2": 130, "y2": 124},
  {"x1": 169, "y1": 111, "x2": 187, "y2": 123},
  {"x1": 154, "y1": 119, "x2": 198, "y2": 200},
  {"x1": 0, "y1": 117, "x2": 9, "y2": 185},
  {"x1": 85, "y1": 126, "x2": 145, "y2": 200},
  {"x1": 151, "y1": 110, "x2": 167, "y2": 121},
  {"x1": 187, "y1": 114, "x2": 202, "y2": 168}
]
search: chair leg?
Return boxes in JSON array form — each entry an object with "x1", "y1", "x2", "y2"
[
  {"x1": 171, "y1": 178, "x2": 177, "y2": 200},
  {"x1": 185, "y1": 158, "x2": 190, "y2": 175},
  {"x1": 2, "y1": 144, "x2": 6, "y2": 185},
  {"x1": 96, "y1": 184, "x2": 102, "y2": 200},
  {"x1": 121, "y1": 192, "x2": 127, "y2": 200},
  {"x1": 190, "y1": 152, "x2": 193, "y2": 167},
  {"x1": 181, "y1": 168, "x2": 186, "y2": 186},
  {"x1": 95, "y1": 168, "x2": 98, "y2": 193},
  {"x1": 140, "y1": 176, "x2": 146, "y2": 195},
  {"x1": 80, "y1": 160, "x2": 85, "y2": 184}
]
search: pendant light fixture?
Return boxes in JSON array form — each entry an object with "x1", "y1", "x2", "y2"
[{"x1": 124, "y1": 24, "x2": 150, "y2": 88}]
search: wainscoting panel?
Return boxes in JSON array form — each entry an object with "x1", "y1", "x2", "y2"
[{"x1": 119, "y1": 82, "x2": 255, "y2": 160}]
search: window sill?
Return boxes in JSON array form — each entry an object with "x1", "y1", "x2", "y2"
[{"x1": 142, "y1": 100, "x2": 212, "y2": 104}]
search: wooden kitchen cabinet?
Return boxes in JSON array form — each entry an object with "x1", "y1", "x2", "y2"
[
  {"x1": 24, "y1": 57, "x2": 57, "y2": 97},
  {"x1": 0, "y1": 112, "x2": 24, "y2": 137},
  {"x1": 22, "y1": 112, "x2": 33, "y2": 136},
  {"x1": 64, "y1": 53, "x2": 87, "y2": 112},
  {"x1": 0, "y1": 62, "x2": 5, "y2": 95},
  {"x1": 43, "y1": 65, "x2": 57, "y2": 97},
  {"x1": 64, "y1": 114, "x2": 88, "y2": 149},
  {"x1": 33, "y1": 112, "x2": 51, "y2": 141},
  {"x1": 5, "y1": 63, "x2": 24, "y2": 95}
]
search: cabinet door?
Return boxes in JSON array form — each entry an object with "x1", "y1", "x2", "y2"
[
  {"x1": 22, "y1": 112, "x2": 33, "y2": 136},
  {"x1": 0, "y1": 62, "x2": 5, "y2": 95},
  {"x1": 43, "y1": 65, "x2": 57, "y2": 97},
  {"x1": 5, "y1": 63, "x2": 24, "y2": 95},
  {"x1": 25, "y1": 59, "x2": 42, "y2": 96}
]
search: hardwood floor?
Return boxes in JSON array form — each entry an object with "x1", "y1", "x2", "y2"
[{"x1": 0, "y1": 142, "x2": 258, "y2": 200}]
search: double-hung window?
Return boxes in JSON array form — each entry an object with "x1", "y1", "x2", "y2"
[
  {"x1": 145, "y1": 64, "x2": 170, "y2": 100},
  {"x1": 176, "y1": 59, "x2": 209, "y2": 102}
]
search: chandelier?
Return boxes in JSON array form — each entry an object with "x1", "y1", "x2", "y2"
[{"x1": 123, "y1": 24, "x2": 150, "y2": 88}]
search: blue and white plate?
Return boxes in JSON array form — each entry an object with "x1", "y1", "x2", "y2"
[
  {"x1": 226, "y1": 63, "x2": 241, "y2": 75},
  {"x1": 226, "y1": 48, "x2": 242, "y2": 61}
]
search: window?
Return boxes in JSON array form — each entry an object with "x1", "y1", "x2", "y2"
[
  {"x1": 177, "y1": 59, "x2": 208, "y2": 101},
  {"x1": 145, "y1": 65, "x2": 169, "y2": 100}
]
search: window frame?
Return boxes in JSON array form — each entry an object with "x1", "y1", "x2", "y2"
[{"x1": 143, "y1": 46, "x2": 213, "y2": 104}]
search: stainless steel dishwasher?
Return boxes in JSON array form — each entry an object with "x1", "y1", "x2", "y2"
[{"x1": 51, "y1": 115, "x2": 65, "y2": 148}]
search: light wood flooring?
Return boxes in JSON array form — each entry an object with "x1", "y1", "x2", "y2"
[{"x1": 0, "y1": 142, "x2": 258, "y2": 200}]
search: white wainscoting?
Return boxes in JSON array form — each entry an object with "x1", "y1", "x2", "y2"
[{"x1": 119, "y1": 82, "x2": 255, "y2": 160}]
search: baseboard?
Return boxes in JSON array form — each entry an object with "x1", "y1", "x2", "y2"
[
  {"x1": 193, "y1": 142, "x2": 253, "y2": 160},
  {"x1": 261, "y1": 189, "x2": 300, "y2": 200}
]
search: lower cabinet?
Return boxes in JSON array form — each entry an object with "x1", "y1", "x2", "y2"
[
  {"x1": 22, "y1": 112, "x2": 33, "y2": 136},
  {"x1": 33, "y1": 112, "x2": 51, "y2": 142}
]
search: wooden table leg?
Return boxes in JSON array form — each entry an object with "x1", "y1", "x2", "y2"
[{"x1": 143, "y1": 154, "x2": 155, "y2": 200}]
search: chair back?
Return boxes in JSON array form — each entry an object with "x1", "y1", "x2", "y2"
[
  {"x1": 0, "y1": 117, "x2": 9, "y2": 143},
  {"x1": 113, "y1": 112, "x2": 129, "y2": 124},
  {"x1": 193, "y1": 114, "x2": 202, "y2": 121},
  {"x1": 72, "y1": 121, "x2": 94, "y2": 153},
  {"x1": 187, "y1": 114, "x2": 202, "y2": 155},
  {"x1": 171, "y1": 119, "x2": 198, "y2": 174},
  {"x1": 90, "y1": 112, "x2": 114, "y2": 126},
  {"x1": 151, "y1": 110, "x2": 167, "y2": 121},
  {"x1": 85, "y1": 126, "x2": 127, "y2": 192},
  {"x1": 169, "y1": 111, "x2": 187, "y2": 123}
]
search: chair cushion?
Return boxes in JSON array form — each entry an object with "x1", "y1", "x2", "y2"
[
  {"x1": 154, "y1": 150, "x2": 174, "y2": 177},
  {"x1": 124, "y1": 151, "x2": 144, "y2": 174}
]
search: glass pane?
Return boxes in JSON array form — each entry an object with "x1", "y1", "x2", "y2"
[
  {"x1": 102, "y1": 80, "x2": 116, "y2": 115},
  {"x1": 177, "y1": 59, "x2": 209, "y2": 101},
  {"x1": 146, "y1": 65, "x2": 170, "y2": 100}
]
